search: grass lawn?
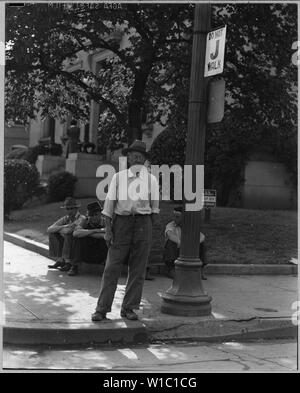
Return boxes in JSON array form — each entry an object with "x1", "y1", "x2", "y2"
[{"x1": 4, "y1": 199, "x2": 297, "y2": 265}]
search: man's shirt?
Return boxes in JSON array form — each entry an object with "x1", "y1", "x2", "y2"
[
  {"x1": 51, "y1": 212, "x2": 84, "y2": 227},
  {"x1": 102, "y1": 167, "x2": 160, "y2": 218},
  {"x1": 165, "y1": 221, "x2": 205, "y2": 245}
]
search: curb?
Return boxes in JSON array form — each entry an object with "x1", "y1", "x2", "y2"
[
  {"x1": 4, "y1": 232, "x2": 298, "y2": 276},
  {"x1": 4, "y1": 232, "x2": 49, "y2": 259},
  {"x1": 150, "y1": 263, "x2": 297, "y2": 276},
  {"x1": 143, "y1": 317, "x2": 298, "y2": 343},
  {"x1": 204, "y1": 264, "x2": 297, "y2": 276},
  {"x1": 3, "y1": 321, "x2": 148, "y2": 346},
  {"x1": 3, "y1": 317, "x2": 296, "y2": 346}
]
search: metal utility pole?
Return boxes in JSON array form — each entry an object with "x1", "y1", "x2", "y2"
[{"x1": 161, "y1": 3, "x2": 212, "y2": 316}]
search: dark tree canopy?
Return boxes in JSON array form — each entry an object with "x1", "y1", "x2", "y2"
[
  {"x1": 6, "y1": 3, "x2": 194, "y2": 144},
  {"x1": 6, "y1": 3, "x2": 297, "y2": 204},
  {"x1": 150, "y1": 3, "x2": 297, "y2": 204}
]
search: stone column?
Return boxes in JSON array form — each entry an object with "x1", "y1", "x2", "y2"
[
  {"x1": 36, "y1": 155, "x2": 66, "y2": 181},
  {"x1": 66, "y1": 152, "x2": 106, "y2": 198},
  {"x1": 41, "y1": 117, "x2": 48, "y2": 139},
  {"x1": 89, "y1": 100, "x2": 100, "y2": 147}
]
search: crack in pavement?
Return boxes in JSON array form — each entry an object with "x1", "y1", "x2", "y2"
[
  {"x1": 16, "y1": 302, "x2": 41, "y2": 320},
  {"x1": 267, "y1": 283, "x2": 297, "y2": 293},
  {"x1": 109, "y1": 357, "x2": 239, "y2": 370},
  {"x1": 147, "y1": 322, "x2": 208, "y2": 333},
  {"x1": 213, "y1": 349, "x2": 264, "y2": 371},
  {"x1": 147, "y1": 318, "x2": 260, "y2": 333},
  {"x1": 259, "y1": 357, "x2": 297, "y2": 371},
  {"x1": 210, "y1": 344, "x2": 295, "y2": 371}
]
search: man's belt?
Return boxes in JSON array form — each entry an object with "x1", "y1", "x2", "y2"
[{"x1": 116, "y1": 213, "x2": 151, "y2": 217}]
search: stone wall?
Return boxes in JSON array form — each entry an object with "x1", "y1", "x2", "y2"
[{"x1": 242, "y1": 151, "x2": 296, "y2": 210}]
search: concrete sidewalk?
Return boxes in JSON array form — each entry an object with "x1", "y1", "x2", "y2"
[{"x1": 3, "y1": 241, "x2": 298, "y2": 346}]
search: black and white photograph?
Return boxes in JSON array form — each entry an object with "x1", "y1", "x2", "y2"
[{"x1": 1, "y1": 0, "x2": 299, "y2": 375}]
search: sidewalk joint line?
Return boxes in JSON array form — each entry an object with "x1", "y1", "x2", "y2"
[{"x1": 17, "y1": 302, "x2": 41, "y2": 320}]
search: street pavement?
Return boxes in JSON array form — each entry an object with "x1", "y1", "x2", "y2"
[
  {"x1": 3, "y1": 241, "x2": 299, "y2": 345},
  {"x1": 3, "y1": 340, "x2": 297, "y2": 372}
]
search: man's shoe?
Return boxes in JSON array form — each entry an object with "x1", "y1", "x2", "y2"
[
  {"x1": 121, "y1": 309, "x2": 138, "y2": 321},
  {"x1": 59, "y1": 263, "x2": 71, "y2": 272},
  {"x1": 48, "y1": 261, "x2": 64, "y2": 269},
  {"x1": 68, "y1": 266, "x2": 78, "y2": 276},
  {"x1": 91, "y1": 311, "x2": 106, "y2": 322}
]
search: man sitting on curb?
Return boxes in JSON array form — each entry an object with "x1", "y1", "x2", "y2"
[
  {"x1": 163, "y1": 206, "x2": 208, "y2": 280},
  {"x1": 70, "y1": 201, "x2": 108, "y2": 276},
  {"x1": 47, "y1": 197, "x2": 85, "y2": 272}
]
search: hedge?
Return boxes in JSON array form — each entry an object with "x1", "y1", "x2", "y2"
[{"x1": 4, "y1": 159, "x2": 40, "y2": 216}]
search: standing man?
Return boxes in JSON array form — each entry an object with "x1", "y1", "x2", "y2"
[
  {"x1": 65, "y1": 120, "x2": 80, "y2": 158},
  {"x1": 91, "y1": 140, "x2": 160, "y2": 322},
  {"x1": 47, "y1": 197, "x2": 84, "y2": 272}
]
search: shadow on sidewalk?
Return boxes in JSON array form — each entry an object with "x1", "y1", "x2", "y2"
[{"x1": 4, "y1": 267, "x2": 129, "y2": 323}]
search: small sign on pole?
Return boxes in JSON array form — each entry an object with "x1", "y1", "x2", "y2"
[
  {"x1": 203, "y1": 189, "x2": 217, "y2": 208},
  {"x1": 204, "y1": 26, "x2": 226, "y2": 77},
  {"x1": 207, "y1": 78, "x2": 225, "y2": 123}
]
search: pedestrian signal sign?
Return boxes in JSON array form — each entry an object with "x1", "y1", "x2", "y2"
[{"x1": 204, "y1": 26, "x2": 226, "y2": 77}]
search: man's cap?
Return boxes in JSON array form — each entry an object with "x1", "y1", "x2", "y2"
[
  {"x1": 60, "y1": 197, "x2": 81, "y2": 209},
  {"x1": 122, "y1": 140, "x2": 149, "y2": 158},
  {"x1": 87, "y1": 201, "x2": 103, "y2": 215}
]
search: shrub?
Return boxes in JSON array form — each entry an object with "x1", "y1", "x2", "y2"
[
  {"x1": 23, "y1": 145, "x2": 44, "y2": 164},
  {"x1": 6, "y1": 144, "x2": 63, "y2": 165},
  {"x1": 5, "y1": 147, "x2": 28, "y2": 161},
  {"x1": 47, "y1": 171, "x2": 78, "y2": 203},
  {"x1": 4, "y1": 159, "x2": 40, "y2": 216}
]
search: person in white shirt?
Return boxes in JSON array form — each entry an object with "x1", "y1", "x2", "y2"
[
  {"x1": 163, "y1": 206, "x2": 208, "y2": 280},
  {"x1": 92, "y1": 140, "x2": 160, "y2": 322}
]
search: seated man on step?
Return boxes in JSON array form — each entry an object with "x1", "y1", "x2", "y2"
[
  {"x1": 163, "y1": 206, "x2": 208, "y2": 280},
  {"x1": 69, "y1": 201, "x2": 108, "y2": 276},
  {"x1": 47, "y1": 197, "x2": 85, "y2": 272}
]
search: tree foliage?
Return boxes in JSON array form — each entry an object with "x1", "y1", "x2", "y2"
[
  {"x1": 151, "y1": 3, "x2": 297, "y2": 204},
  {"x1": 6, "y1": 3, "x2": 297, "y2": 204},
  {"x1": 6, "y1": 3, "x2": 194, "y2": 144}
]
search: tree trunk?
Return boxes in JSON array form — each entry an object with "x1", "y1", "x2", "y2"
[
  {"x1": 127, "y1": 57, "x2": 154, "y2": 144},
  {"x1": 127, "y1": 98, "x2": 143, "y2": 144}
]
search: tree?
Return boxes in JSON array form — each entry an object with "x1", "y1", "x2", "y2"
[
  {"x1": 150, "y1": 3, "x2": 297, "y2": 205},
  {"x1": 6, "y1": 3, "x2": 297, "y2": 204},
  {"x1": 5, "y1": 3, "x2": 194, "y2": 145}
]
